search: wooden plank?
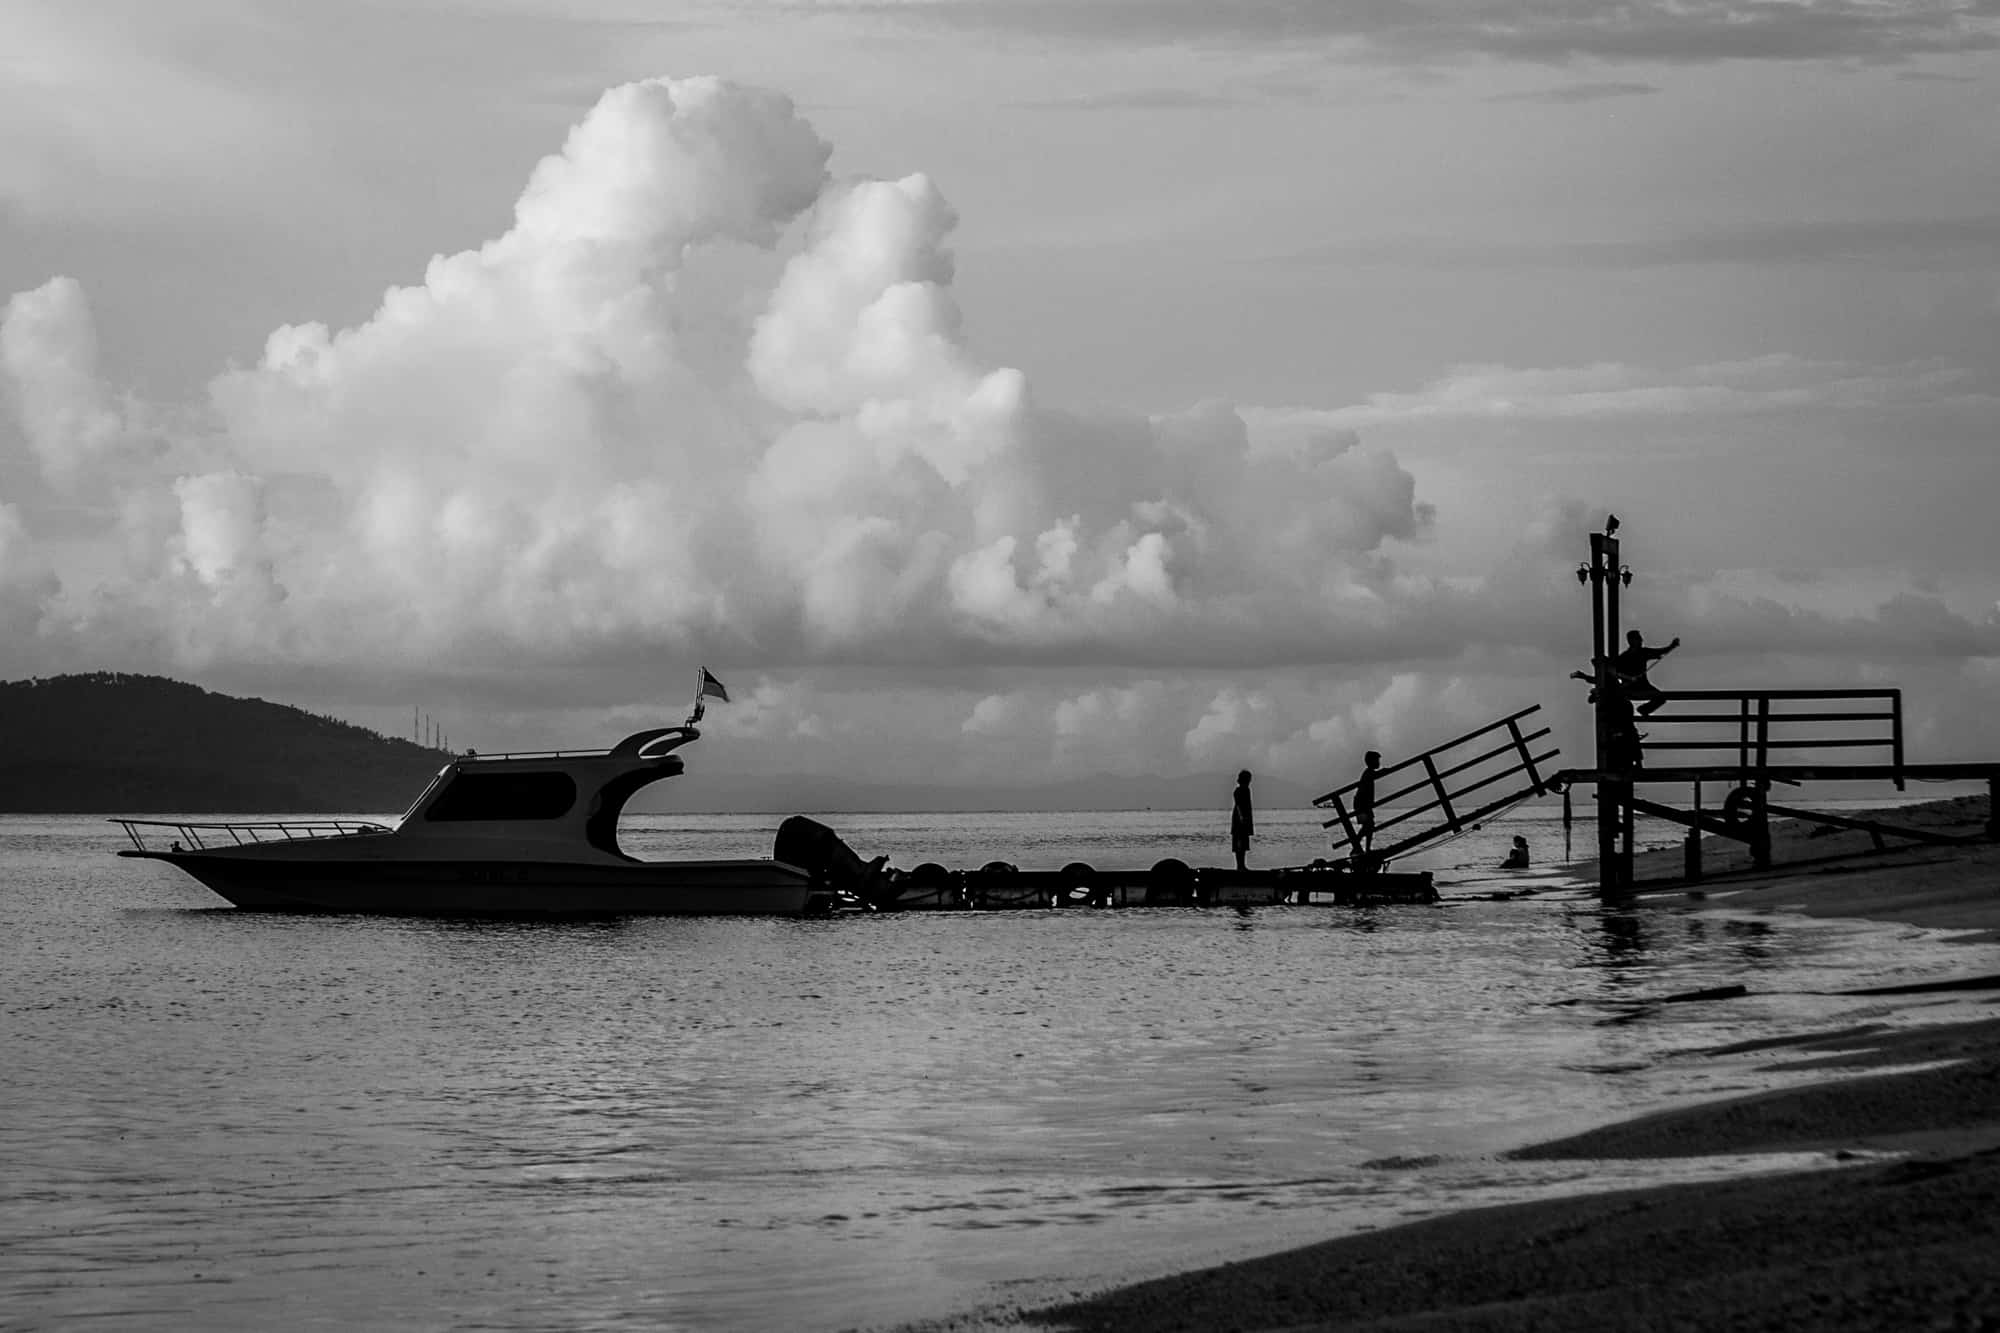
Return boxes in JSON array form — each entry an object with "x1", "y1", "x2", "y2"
[
  {"x1": 1759, "y1": 802, "x2": 1975, "y2": 848},
  {"x1": 1446, "y1": 751, "x2": 1562, "y2": 805},
  {"x1": 1625, "y1": 795, "x2": 1758, "y2": 844},
  {"x1": 1332, "y1": 801, "x2": 1436, "y2": 837},
  {"x1": 1756, "y1": 695, "x2": 1771, "y2": 777},
  {"x1": 1369, "y1": 780, "x2": 1563, "y2": 863},
  {"x1": 1644, "y1": 711, "x2": 1898, "y2": 725},
  {"x1": 1552, "y1": 762, "x2": 2000, "y2": 783},
  {"x1": 1641, "y1": 737, "x2": 1898, "y2": 751},
  {"x1": 1422, "y1": 754, "x2": 1461, "y2": 832},
  {"x1": 1892, "y1": 694, "x2": 1906, "y2": 792},
  {"x1": 1650, "y1": 688, "x2": 1902, "y2": 702},
  {"x1": 1325, "y1": 793, "x2": 1358, "y2": 850},
  {"x1": 1312, "y1": 705, "x2": 1540, "y2": 805},
  {"x1": 1429, "y1": 728, "x2": 1552, "y2": 786},
  {"x1": 1508, "y1": 717, "x2": 1548, "y2": 795}
]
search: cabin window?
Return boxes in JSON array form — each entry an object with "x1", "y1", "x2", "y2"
[{"x1": 423, "y1": 771, "x2": 577, "y2": 822}]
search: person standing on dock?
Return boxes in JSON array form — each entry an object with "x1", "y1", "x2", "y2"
[
  {"x1": 1231, "y1": 770, "x2": 1255, "y2": 871},
  {"x1": 1354, "y1": 751, "x2": 1381, "y2": 857},
  {"x1": 1613, "y1": 629, "x2": 1680, "y2": 716}
]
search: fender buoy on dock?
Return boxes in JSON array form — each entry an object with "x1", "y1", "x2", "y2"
[
  {"x1": 1722, "y1": 785, "x2": 1765, "y2": 826},
  {"x1": 1054, "y1": 862, "x2": 1100, "y2": 907},
  {"x1": 1145, "y1": 857, "x2": 1195, "y2": 905},
  {"x1": 900, "y1": 861, "x2": 956, "y2": 909},
  {"x1": 970, "y1": 860, "x2": 1033, "y2": 910}
]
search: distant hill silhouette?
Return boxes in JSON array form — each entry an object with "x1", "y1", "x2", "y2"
[
  {"x1": 0, "y1": 673, "x2": 1328, "y2": 816},
  {"x1": 0, "y1": 673, "x2": 451, "y2": 814}
]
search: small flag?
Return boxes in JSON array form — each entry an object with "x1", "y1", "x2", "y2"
[{"x1": 698, "y1": 668, "x2": 730, "y2": 703}]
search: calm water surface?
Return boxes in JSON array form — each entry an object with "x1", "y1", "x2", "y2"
[{"x1": 4, "y1": 809, "x2": 1994, "y2": 1330}]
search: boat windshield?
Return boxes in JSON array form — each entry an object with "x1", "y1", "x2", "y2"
[{"x1": 396, "y1": 765, "x2": 455, "y2": 827}]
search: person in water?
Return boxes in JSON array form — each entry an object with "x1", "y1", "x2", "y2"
[
  {"x1": 1353, "y1": 750, "x2": 1381, "y2": 857},
  {"x1": 1230, "y1": 770, "x2": 1254, "y2": 871},
  {"x1": 1501, "y1": 835, "x2": 1530, "y2": 869},
  {"x1": 1612, "y1": 629, "x2": 1680, "y2": 716}
]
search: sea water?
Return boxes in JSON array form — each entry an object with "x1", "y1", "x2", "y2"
[{"x1": 4, "y1": 808, "x2": 1995, "y2": 1330}]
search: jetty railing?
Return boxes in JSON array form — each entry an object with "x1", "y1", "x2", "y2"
[
  {"x1": 1634, "y1": 688, "x2": 1903, "y2": 788},
  {"x1": 113, "y1": 818, "x2": 392, "y2": 853},
  {"x1": 1313, "y1": 705, "x2": 1559, "y2": 863}
]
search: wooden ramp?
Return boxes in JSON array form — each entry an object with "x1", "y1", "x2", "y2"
[{"x1": 1314, "y1": 705, "x2": 1560, "y2": 864}]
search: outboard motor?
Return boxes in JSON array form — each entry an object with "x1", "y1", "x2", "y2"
[{"x1": 773, "y1": 816, "x2": 898, "y2": 908}]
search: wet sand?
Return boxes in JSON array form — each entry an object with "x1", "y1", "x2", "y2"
[{"x1": 1010, "y1": 796, "x2": 2000, "y2": 1332}]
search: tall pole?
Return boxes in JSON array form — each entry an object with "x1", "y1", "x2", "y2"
[
  {"x1": 1603, "y1": 531, "x2": 1627, "y2": 888},
  {"x1": 1589, "y1": 533, "x2": 1616, "y2": 890}
]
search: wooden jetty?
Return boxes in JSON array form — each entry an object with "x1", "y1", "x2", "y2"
[
  {"x1": 1551, "y1": 519, "x2": 2000, "y2": 891},
  {"x1": 782, "y1": 518, "x2": 2000, "y2": 909},
  {"x1": 843, "y1": 855, "x2": 1439, "y2": 913},
  {"x1": 773, "y1": 817, "x2": 1439, "y2": 913}
]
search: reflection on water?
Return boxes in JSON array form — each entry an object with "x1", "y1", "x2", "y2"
[{"x1": 1, "y1": 812, "x2": 1994, "y2": 1331}]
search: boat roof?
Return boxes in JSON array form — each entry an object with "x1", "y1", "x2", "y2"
[{"x1": 449, "y1": 725, "x2": 702, "y2": 767}]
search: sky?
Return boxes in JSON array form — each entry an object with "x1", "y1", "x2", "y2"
[{"x1": 1, "y1": 0, "x2": 1997, "y2": 796}]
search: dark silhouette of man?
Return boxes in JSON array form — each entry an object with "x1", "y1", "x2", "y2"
[
  {"x1": 1571, "y1": 666, "x2": 1647, "y2": 770},
  {"x1": 1354, "y1": 750, "x2": 1381, "y2": 856},
  {"x1": 1612, "y1": 629, "x2": 1680, "y2": 716},
  {"x1": 1230, "y1": 770, "x2": 1254, "y2": 871},
  {"x1": 1502, "y1": 835, "x2": 1530, "y2": 869}
]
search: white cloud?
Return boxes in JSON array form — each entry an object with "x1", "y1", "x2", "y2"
[
  {"x1": 0, "y1": 76, "x2": 1445, "y2": 679},
  {"x1": 823, "y1": 0, "x2": 2000, "y2": 65},
  {"x1": 0, "y1": 277, "x2": 133, "y2": 491},
  {"x1": 1252, "y1": 355, "x2": 1996, "y2": 434},
  {"x1": 4, "y1": 71, "x2": 1999, "y2": 783}
]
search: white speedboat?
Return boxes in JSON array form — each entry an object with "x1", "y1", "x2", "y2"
[{"x1": 113, "y1": 726, "x2": 832, "y2": 916}]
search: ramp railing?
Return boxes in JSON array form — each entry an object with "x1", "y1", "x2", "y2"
[
  {"x1": 1634, "y1": 688, "x2": 1903, "y2": 788},
  {"x1": 1313, "y1": 705, "x2": 1559, "y2": 863}
]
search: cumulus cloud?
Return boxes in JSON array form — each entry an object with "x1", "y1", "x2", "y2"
[
  {"x1": 0, "y1": 499, "x2": 58, "y2": 642},
  {"x1": 5, "y1": 72, "x2": 1997, "y2": 783},
  {"x1": 0, "y1": 75, "x2": 1447, "y2": 680},
  {"x1": 0, "y1": 277, "x2": 135, "y2": 491}
]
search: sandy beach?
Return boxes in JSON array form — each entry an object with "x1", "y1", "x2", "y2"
[{"x1": 1013, "y1": 795, "x2": 2000, "y2": 1331}]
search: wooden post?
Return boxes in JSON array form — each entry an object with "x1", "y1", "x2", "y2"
[
  {"x1": 1893, "y1": 693, "x2": 1906, "y2": 792},
  {"x1": 1684, "y1": 780, "x2": 1703, "y2": 881},
  {"x1": 1738, "y1": 695, "x2": 1751, "y2": 781},
  {"x1": 1600, "y1": 531, "x2": 1630, "y2": 892}
]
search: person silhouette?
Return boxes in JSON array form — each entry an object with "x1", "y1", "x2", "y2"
[
  {"x1": 1230, "y1": 770, "x2": 1254, "y2": 871},
  {"x1": 1501, "y1": 835, "x2": 1530, "y2": 870},
  {"x1": 1612, "y1": 629, "x2": 1680, "y2": 716},
  {"x1": 1354, "y1": 750, "x2": 1382, "y2": 857}
]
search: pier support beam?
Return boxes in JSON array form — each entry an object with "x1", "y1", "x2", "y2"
[{"x1": 1586, "y1": 527, "x2": 1631, "y2": 893}]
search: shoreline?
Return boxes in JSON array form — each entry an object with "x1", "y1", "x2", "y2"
[{"x1": 998, "y1": 796, "x2": 2000, "y2": 1331}]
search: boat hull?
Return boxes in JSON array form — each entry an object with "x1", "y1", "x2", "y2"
[{"x1": 126, "y1": 852, "x2": 828, "y2": 917}]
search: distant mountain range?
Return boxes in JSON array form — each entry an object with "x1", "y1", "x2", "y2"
[
  {"x1": 0, "y1": 674, "x2": 1324, "y2": 814},
  {"x1": 0, "y1": 674, "x2": 451, "y2": 814}
]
